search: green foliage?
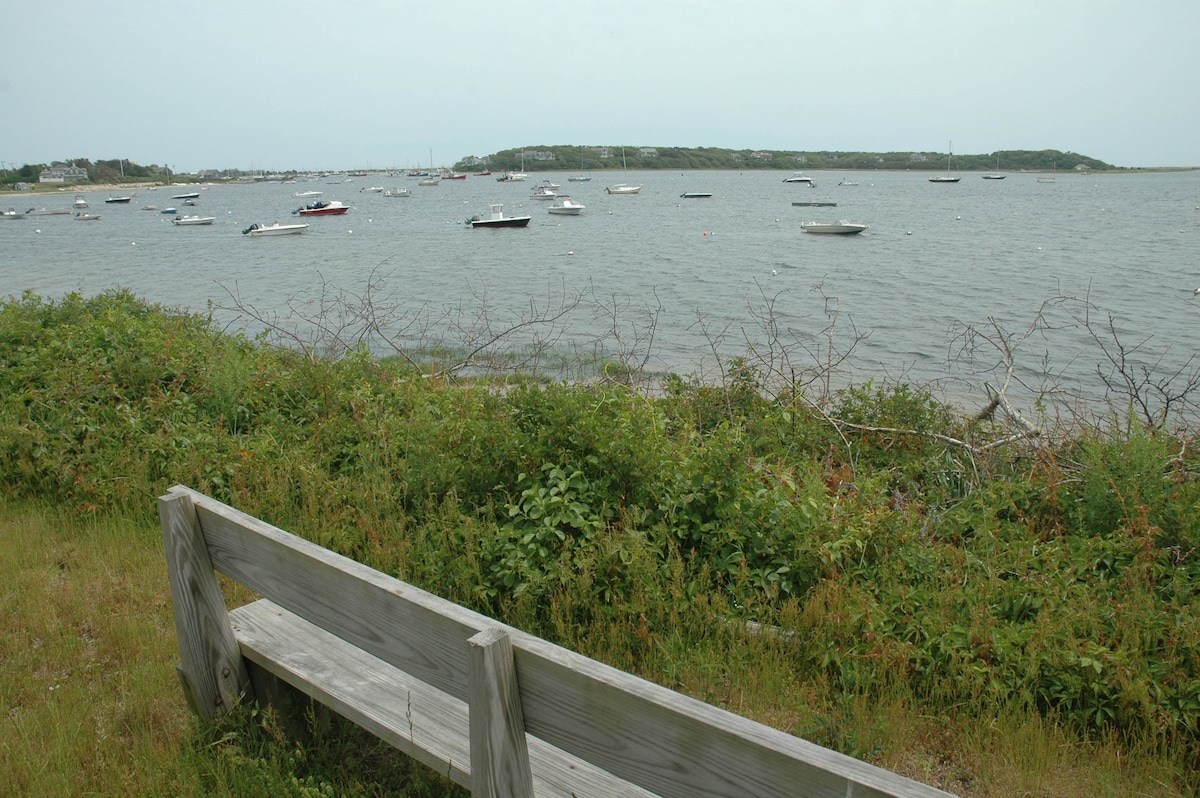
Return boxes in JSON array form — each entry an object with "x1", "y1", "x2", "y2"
[
  {"x1": 460, "y1": 146, "x2": 1117, "y2": 173},
  {"x1": 3, "y1": 291, "x2": 1200, "y2": 790}
]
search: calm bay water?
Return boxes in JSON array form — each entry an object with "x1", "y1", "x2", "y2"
[{"x1": 3, "y1": 169, "x2": 1197, "y2": 416}]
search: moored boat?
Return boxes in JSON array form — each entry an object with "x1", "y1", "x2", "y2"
[
  {"x1": 242, "y1": 222, "x2": 308, "y2": 236},
  {"x1": 73, "y1": 195, "x2": 88, "y2": 209},
  {"x1": 547, "y1": 195, "x2": 585, "y2": 215},
  {"x1": 172, "y1": 214, "x2": 216, "y2": 226},
  {"x1": 530, "y1": 184, "x2": 557, "y2": 200},
  {"x1": 1, "y1": 208, "x2": 26, "y2": 219},
  {"x1": 783, "y1": 173, "x2": 816, "y2": 185},
  {"x1": 466, "y1": 203, "x2": 531, "y2": 228},
  {"x1": 73, "y1": 212, "x2": 101, "y2": 221},
  {"x1": 680, "y1": 192, "x2": 713, "y2": 199},
  {"x1": 171, "y1": 191, "x2": 201, "y2": 200},
  {"x1": 792, "y1": 201, "x2": 837, "y2": 207},
  {"x1": 801, "y1": 220, "x2": 868, "y2": 235},
  {"x1": 293, "y1": 200, "x2": 350, "y2": 216},
  {"x1": 929, "y1": 142, "x2": 961, "y2": 182},
  {"x1": 105, "y1": 196, "x2": 133, "y2": 204},
  {"x1": 25, "y1": 206, "x2": 72, "y2": 216}
]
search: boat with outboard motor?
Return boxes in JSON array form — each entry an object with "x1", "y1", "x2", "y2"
[
  {"x1": 466, "y1": 203, "x2": 531, "y2": 228},
  {"x1": 293, "y1": 200, "x2": 349, "y2": 216},
  {"x1": 243, "y1": 221, "x2": 308, "y2": 236}
]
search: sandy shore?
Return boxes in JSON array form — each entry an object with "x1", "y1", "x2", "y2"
[{"x1": 4, "y1": 181, "x2": 215, "y2": 197}]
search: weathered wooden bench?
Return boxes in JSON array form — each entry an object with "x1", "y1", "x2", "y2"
[{"x1": 160, "y1": 485, "x2": 954, "y2": 797}]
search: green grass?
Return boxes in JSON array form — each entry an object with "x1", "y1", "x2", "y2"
[{"x1": 2, "y1": 290, "x2": 1199, "y2": 796}]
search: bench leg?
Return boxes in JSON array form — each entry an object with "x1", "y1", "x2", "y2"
[{"x1": 468, "y1": 628, "x2": 534, "y2": 798}]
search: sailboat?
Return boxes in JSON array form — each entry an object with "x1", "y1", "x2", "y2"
[
  {"x1": 497, "y1": 151, "x2": 528, "y2": 182},
  {"x1": 605, "y1": 146, "x2": 641, "y2": 195},
  {"x1": 928, "y1": 141, "x2": 961, "y2": 183},
  {"x1": 982, "y1": 152, "x2": 1006, "y2": 179},
  {"x1": 1037, "y1": 160, "x2": 1056, "y2": 183},
  {"x1": 568, "y1": 146, "x2": 592, "y2": 182}
]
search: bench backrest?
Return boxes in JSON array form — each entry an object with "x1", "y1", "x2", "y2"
[{"x1": 161, "y1": 484, "x2": 952, "y2": 798}]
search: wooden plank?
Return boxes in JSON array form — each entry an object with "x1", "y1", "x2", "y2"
[
  {"x1": 510, "y1": 636, "x2": 956, "y2": 798},
  {"x1": 176, "y1": 487, "x2": 952, "y2": 798},
  {"x1": 229, "y1": 600, "x2": 657, "y2": 798},
  {"x1": 469, "y1": 628, "x2": 534, "y2": 798},
  {"x1": 158, "y1": 491, "x2": 250, "y2": 719},
  {"x1": 168, "y1": 485, "x2": 491, "y2": 702}
]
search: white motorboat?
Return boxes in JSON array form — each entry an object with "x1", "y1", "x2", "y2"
[
  {"x1": 801, "y1": 220, "x2": 868, "y2": 235},
  {"x1": 73, "y1": 195, "x2": 88, "y2": 209},
  {"x1": 383, "y1": 187, "x2": 411, "y2": 197},
  {"x1": 360, "y1": 186, "x2": 384, "y2": 193},
  {"x1": 1, "y1": 208, "x2": 26, "y2": 219},
  {"x1": 25, "y1": 207, "x2": 72, "y2": 216},
  {"x1": 293, "y1": 190, "x2": 323, "y2": 198},
  {"x1": 73, "y1": 212, "x2": 101, "y2": 221},
  {"x1": 530, "y1": 184, "x2": 557, "y2": 200},
  {"x1": 172, "y1": 215, "x2": 216, "y2": 226},
  {"x1": 242, "y1": 221, "x2": 308, "y2": 236},
  {"x1": 547, "y1": 195, "x2": 585, "y2": 215},
  {"x1": 466, "y1": 203, "x2": 531, "y2": 228},
  {"x1": 783, "y1": 173, "x2": 816, "y2": 185}
]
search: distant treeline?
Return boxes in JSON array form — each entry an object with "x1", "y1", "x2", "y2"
[
  {"x1": 1, "y1": 147, "x2": 1119, "y2": 190},
  {"x1": 464, "y1": 146, "x2": 1115, "y2": 173}
]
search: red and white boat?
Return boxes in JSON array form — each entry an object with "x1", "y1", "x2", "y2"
[{"x1": 293, "y1": 200, "x2": 349, "y2": 216}]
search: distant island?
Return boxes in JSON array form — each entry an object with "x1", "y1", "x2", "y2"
[
  {"x1": 0, "y1": 147, "x2": 1159, "y2": 191},
  {"x1": 460, "y1": 146, "x2": 1117, "y2": 175}
]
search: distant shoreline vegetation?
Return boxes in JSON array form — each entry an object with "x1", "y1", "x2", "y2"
[
  {"x1": 467, "y1": 146, "x2": 1119, "y2": 174},
  {"x1": 7, "y1": 148, "x2": 1197, "y2": 191}
]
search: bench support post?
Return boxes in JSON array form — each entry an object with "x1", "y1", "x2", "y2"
[
  {"x1": 159, "y1": 490, "x2": 251, "y2": 720},
  {"x1": 468, "y1": 628, "x2": 534, "y2": 798}
]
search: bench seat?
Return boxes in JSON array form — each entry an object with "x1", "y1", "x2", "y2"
[{"x1": 230, "y1": 599, "x2": 655, "y2": 797}]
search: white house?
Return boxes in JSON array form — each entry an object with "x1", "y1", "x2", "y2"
[{"x1": 39, "y1": 164, "x2": 89, "y2": 183}]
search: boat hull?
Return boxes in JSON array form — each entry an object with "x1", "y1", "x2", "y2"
[
  {"x1": 802, "y1": 222, "x2": 867, "y2": 235},
  {"x1": 605, "y1": 185, "x2": 641, "y2": 195},
  {"x1": 471, "y1": 218, "x2": 531, "y2": 228},
  {"x1": 243, "y1": 223, "x2": 308, "y2": 236},
  {"x1": 173, "y1": 216, "x2": 215, "y2": 226}
]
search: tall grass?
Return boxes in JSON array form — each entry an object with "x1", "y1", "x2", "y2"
[{"x1": 2, "y1": 289, "x2": 1198, "y2": 796}]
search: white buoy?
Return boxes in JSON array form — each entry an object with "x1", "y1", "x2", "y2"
[{"x1": 567, "y1": 250, "x2": 574, "y2": 256}]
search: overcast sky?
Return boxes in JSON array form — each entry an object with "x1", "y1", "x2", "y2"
[{"x1": 3, "y1": 1, "x2": 1196, "y2": 172}]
